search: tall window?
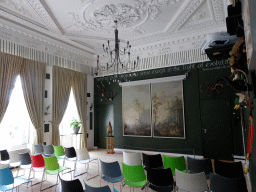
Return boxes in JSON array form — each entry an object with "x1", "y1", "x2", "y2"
[
  {"x1": 0, "y1": 76, "x2": 32, "y2": 150},
  {"x1": 60, "y1": 88, "x2": 80, "y2": 147}
]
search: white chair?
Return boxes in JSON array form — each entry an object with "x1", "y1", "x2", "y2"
[
  {"x1": 176, "y1": 169, "x2": 209, "y2": 192},
  {"x1": 74, "y1": 148, "x2": 99, "y2": 180},
  {"x1": 123, "y1": 151, "x2": 142, "y2": 166},
  {"x1": 8, "y1": 150, "x2": 21, "y2": 177}
]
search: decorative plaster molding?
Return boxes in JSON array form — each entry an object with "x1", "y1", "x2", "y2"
[
  {"x1": 93, "y1": 4, "x2": 140, "y2": 28},
  {"x1": 190, "y1": 11, "x2": 206, "y2": 21},
  {"x1": 26, "y1": 0, "x2": 62, "y2": 34},
  {"x1": 130, "y1": 27, "x2": 145, "y2": 35},
  {"x1": 71, "y1": 39, "x2": 95, "y2": 50},
  {"x1": 0, "y1": 0, "x2": 33, "y2": 18},
  {"x1": 167, "y1": 0, "x2": 205, "y2": 33},
  {"x1": 0, "y1": 5, "x2": 48, "y2": 30},
  {"x1": 210, "y1": 0, "x2": 225, "y2": 23},
  {"x1": 0, "y1": 22, "x2": 94, "y2": 60}
]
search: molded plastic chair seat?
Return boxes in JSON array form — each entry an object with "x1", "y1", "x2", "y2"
[
  {"x1": 147, "y1": 168, "x2": 174, "y2": 192},
  {"x1": 16, "y1": 151, "x2": 32, "y2": 179},
  {"x1": 33, "y1": 144, "x2": 44, "y2": 155},
  {"x1": 122, "y1": 163, "x2": 147, "y2": 190},
  {"x1": 163, "y1": 155, "x2": 186, "y2": 176},
  {"x1": 74, "y1": 148, "x2": 99, "y2": 180},
  {"x1": 29, "y1": 154, "x2": 46, "y2": 186},
  {"x1": 0, "y1": 150, "x2": 10, "y2": 164},
  {"x1": 176, "y1": 169, "x2": 208, "y2": 192},
  {"x1": 59, "y1": 176, "x2": 85, "y2": 192},
  {"x1": 53, "y1": 145, "x2": 66, "y2": 166},
  {"x1": 142, "y1": 153, "x2": 163, "y2": 170},
  {"x1": 100, "y1": 160, "x2": 123, "y2": 191},
  {"x1": 210, "y1": 173, "x2": 248, "y2": 192},
  {"x1": 187, "y1": 156, "x2": 213, "y2": 179},
  {"x1": 43, "y1": 145, "x2": 55, "y2": 157},
  {"x1": 41, "y1": 156, "x2": 71, "y2": 191},
  {"x1": 84, "y1": 181, "x2": 112, "y2": 192},
  {"x1": 0, "y1": 165, "x2": 32, "y2": 191},
  {"x1": 214, "y1": 159, "x2": 244, "y2": 178},
  {"x1": 123, "y1": 151, "x2": 142, "y2": 166}
]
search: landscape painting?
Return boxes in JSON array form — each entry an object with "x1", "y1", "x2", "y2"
[
  {"x1": 151, "y1": 81, "x2": 185, "y2": 138},
  {"x1": 123, "y1": 84, "x2": 151, "y2": 137}
]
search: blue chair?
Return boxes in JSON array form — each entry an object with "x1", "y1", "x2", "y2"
[
  {"x1": 113, "y1": 187, "x2": 118, "y2": 192},
  {"x1": 84, "y1": 181, "x2": 111, "y2": 192},
  {"x1": 100, "y1": 160, "x2": 123, "y2": 192},
  {"x1": 0, "y1": 165, "x2": 32, "y2": 191}
]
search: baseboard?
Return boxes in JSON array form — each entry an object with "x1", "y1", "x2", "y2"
[{"x1": 114, "y1": 148, "x2": 204, "y2": 159}]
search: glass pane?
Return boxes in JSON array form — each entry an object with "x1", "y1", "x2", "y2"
[{"x1": 0, "y1": 76, "x2": 31, "y2": 150}]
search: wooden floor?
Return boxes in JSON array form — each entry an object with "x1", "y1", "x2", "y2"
[{"x1": 10, "y1": 148, "x2": 251, "y2": 192}]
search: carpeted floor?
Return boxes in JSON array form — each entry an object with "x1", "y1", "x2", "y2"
[{"x1": 12, "y1": 148, "x2": 251, "y2": 192}]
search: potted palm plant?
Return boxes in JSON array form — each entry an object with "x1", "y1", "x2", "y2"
[{"x1": 70, "y1": 118, "x2": 81, "y2": 134}]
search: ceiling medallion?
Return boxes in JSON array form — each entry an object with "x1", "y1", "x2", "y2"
[{"x1": 93, "y1": 4, "x2": 140, "y2": 29}]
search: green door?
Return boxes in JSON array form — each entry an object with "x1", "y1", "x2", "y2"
[{"x1": 201, "y1": 98, "x2": 233, "y2": 160}]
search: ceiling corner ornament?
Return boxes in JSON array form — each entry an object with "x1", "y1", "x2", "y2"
[
  {"x1": 167, "y1": 0, "x2": 205, "y2": 33},
  {"x1": 0, "y1": 0, "x2": 33, "y2": 18},
  {"x1": 26, "y1": 0, "x2": 63, "y2": 34}
]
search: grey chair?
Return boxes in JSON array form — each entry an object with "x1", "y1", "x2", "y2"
[
  {"x1": 210, "y1": 173, "x2": 248, "y2": 192},
  {"x1": 187, "y1": 156, "x2": 213, "y2": 179},
  {"x1": 176, "y1": 169, "x2": 209, "y2": 192},
  {"x1": 43, "y1": 145, "x2": 55, "y2": 157},
  {"x1": 16, "y1": 152, "x2": 32, "y2": 179},
  {"x1": 100, "y1": 160, "x2": 123, "y2": 192},
  {"x1": 33, "y1": 144, "x2": 44, "y2": 156}
]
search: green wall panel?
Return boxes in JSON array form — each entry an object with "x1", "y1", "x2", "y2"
[{"x1": 94, "y1": 60, "x2": 244, "y2": 156}]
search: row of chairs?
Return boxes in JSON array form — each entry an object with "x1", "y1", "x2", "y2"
[
  {"x1": 0, "y1": 146, "x2": 100, "y2": 191},
  {"x1": 123, "y1": 151, "x2": 248, "y2": 192}
]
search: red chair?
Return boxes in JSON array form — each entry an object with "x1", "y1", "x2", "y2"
[{"x1": 29, "y1": 154, "x2": 47, "y2": 186}]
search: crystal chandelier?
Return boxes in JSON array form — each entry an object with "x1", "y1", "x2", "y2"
[{"x1": 96, "y1": 20, "x2": 139, "y2": 75}]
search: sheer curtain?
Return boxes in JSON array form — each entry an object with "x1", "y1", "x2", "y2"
[
  {"x1": 52, "y1": 66, "x2": 74, "y2": 146},
  {"x1": 0, "y1": 53, "x2": 22, "y2": 123},
  {"x1": 72, "y1": 71, "x2": 87, "y2": 148},
  {"x1": 20, "y1": 59, "x2": 46, "y2": 145}
]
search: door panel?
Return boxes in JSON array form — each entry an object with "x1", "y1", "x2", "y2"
[{"x1": 201, "y1": 98, "x2": 233, "y2": 160}]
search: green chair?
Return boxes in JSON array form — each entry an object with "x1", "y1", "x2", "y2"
[
  {"x1": 53, "y1": 145, "x2": 65, "y2": 166},
  {"x1": 163, "y1": 155, "x2": 186, "y2": 176},
  {"x1": 121, "y1": 163, "x2": 147, "y2": 191},
  {"x1": 40, "y1": 156, "x2": 71, "y2": 191}
]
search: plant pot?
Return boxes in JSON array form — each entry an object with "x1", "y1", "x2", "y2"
[{"x1": 73, "y1": 126, "x2": 80, "y2": 134}]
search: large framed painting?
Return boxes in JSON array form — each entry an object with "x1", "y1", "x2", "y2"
[
  {"x1": 123, "y1": 84, "x2": 151, "y2": 137},
  {"x1": 151, "y1": 81, "x2": 185, "y2": 139}
]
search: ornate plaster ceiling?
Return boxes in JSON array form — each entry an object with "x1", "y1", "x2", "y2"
[{"x1": 0, "y1": 0, "x2": 228, "y2": 56}]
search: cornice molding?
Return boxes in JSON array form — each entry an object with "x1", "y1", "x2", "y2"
[
  {"x1": 0, "y1": 5, "x2": 48, "y2": 30},
  {"x1": 0, "y1": 21, "x2": 94, "y2": 60}
]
